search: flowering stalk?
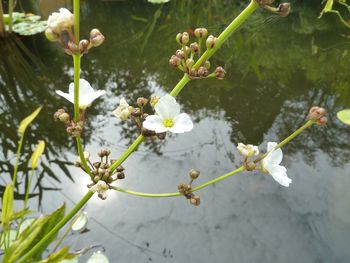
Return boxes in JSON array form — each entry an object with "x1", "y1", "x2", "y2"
[{"x1": 8, "y1": 0, "x2": 14, "y2": 33}]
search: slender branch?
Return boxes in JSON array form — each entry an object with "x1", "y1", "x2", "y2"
[
  {"x1": 18, "y1": 191, "x2": 94, "y2": 263},
  {"x1": 73, "y1": 55, "x2": 81, "y2": 122}
]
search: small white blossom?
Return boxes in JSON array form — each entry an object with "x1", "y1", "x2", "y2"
[
  {"x1": 56, "y1": 79, "x2": 105, "y2": 109},
  {"x1": 90, "y1": 181, "x2": 109, "y2": 200},
  {"x1": 142, "y1": 94, "x2": 193, "y2": 134},
  {"x1": 112, "y1": 98, "x2": 133, "y2": 121},
  {"x1": 237, "y1": 143, "x2": 259, "y2": 157},
  {"x1": 262, "y1": 142, "x2": 292, "y2": 187},
  {"x1": 47, "y1": 8, "x2": 74, "y2": 34}
]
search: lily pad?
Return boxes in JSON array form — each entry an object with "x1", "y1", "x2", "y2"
[
  {"x1": 337, "y1": 109, "x2": 350, "y2": 125},
  {"x1": 71, "y1": 212, "x2": 88, "y2": 233},
  {"x1": 87, "y1": 251, "x2": 109, "y2": 263},
  {"x1": 2, "y1": 12, "x2": 47, "y2": 36}
]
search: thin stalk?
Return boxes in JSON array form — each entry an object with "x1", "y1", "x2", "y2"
[
  {"x1": 73, "y1": 0, "x2": 80, "y2": 44},
  {"x1": 110, "y1": 135, "x2": 144, "y2": 171},
  {"x1": 73, "y1": 55, "x2": 81, "y2": 122},
  {"x1": 169, "y1": 74, "x2": 191, "y2": 97},
  {"x1": 18, "y1": 191, "x2": 94, "y2": 263},
  {"x1": 0, "y1": 1, "x2": 5, "y2": 37},
  {"x1": 76, "y1": 136, "x2": 92, "y2": 178},
  {"x1": 12, "y1": 135, "x2": 24, "y2": 185},
  {"x1": 8, "y1": 0, "x2": 14, "y2": 33}
]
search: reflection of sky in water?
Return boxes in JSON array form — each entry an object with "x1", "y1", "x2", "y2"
[{"x1": 1, "y1": 0, "x2": 350, "y2": 262}]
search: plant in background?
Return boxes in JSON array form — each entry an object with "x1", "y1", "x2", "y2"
[{"x1": 0, "y1": 0, "x2": 335, "y2": 262}]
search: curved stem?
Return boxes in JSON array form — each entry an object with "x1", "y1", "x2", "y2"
[
  {"x1": 12, "y1": 134, "x2": 24, "y2": 185},
  {"x1": 169, "y1": 74, "x2": 191, "y2": 97},
  {"x1": 110, "y1": 166, "x2": 245, "y2": 198},
  {"x1": 18, "y1": 191, "x2": 94, "y2": 263}
]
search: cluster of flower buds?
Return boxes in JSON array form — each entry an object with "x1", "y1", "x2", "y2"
[
  {"x1": 256, "y1": 0, "x2": 291, "y2": 17},
  {"x1": 177, "y1": 169, "x2": 201, "y2": 206},
  {"x1": 169, "y1": 28, "x2": 225, "y2": 80},
  {"x1": 54, "y1": 108, "x2": 84, "y2": 136},
  {"x1": 45, "y1": 8, "x2": 105, "y2": 56},
  {"x1": 236, "y1": 143, "x2": 259, "y2": 171},
  {"x1": 307, "y1": 106, "x2": 327, "y2": 125},
  {"x1": 112, "y1": 96, "x2": 167, "y2": 140}
]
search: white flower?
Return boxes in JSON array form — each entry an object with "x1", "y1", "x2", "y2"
[
  {"x1": 262, "y1": 142, "x2": 292, "y2": 187},
  {"x1": 56, "y1": 79, "x2": 105, "y2": 109},
  {"x1": 237, "y1": 143, "x2": 259, "y2": 157},
  {"x1": 47, "y1": 8, "x2": 74, "y2": 33},
  {"x1": 142, "y1": 94, "x2": 193, "y2": 134},
  {"x1": 90, "y1": 181, "x2": 109, "y2": 200},
  {"x1": 112, "y1": 98, "x2": 133, "y2": 121}
]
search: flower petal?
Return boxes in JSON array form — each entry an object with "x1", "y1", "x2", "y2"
[
  {"x1": 143, "y1": 115, "x2": 168, "y2": 133},
  {"x1": 266, "y1": 164, "x2": 292, "y2": 187},
  {"x1": 154, "y1": 94, "x2": 180, "y2": 119},
  {"x1": 80, "y1": 90, "x2": 106, "y2": 107},
  {"x1": 169, "y1": 113, "x2": 193, "y2": 133},
  {"x1": 266, "y1": 142, "x2": 283, "y2": 165},
  {"x1": 56, "y1": 90, "x2": 74, "y2": 103}
]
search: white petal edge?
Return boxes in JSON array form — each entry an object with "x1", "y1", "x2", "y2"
[
  {"x1": 266, "y1": 142, "x2": 283, "y2": 165},
  {"x1": 169, "y1": 113, "x2": 193, "y2": 133},
  {"x1": 266, "y1": 164, "x2": 292, "y2": 187},
  {"x1": 154, "y1": 94, "x2": 180, "y2": 119},
  {"x1": 143, "y1": 115, "x2": 168, "y2": 133},
  {"x1": 56, "y1": 90, "x2": 74, "y2": 103},
  {"x1": 80, "y1": 90, "x2": 106, "y2": 107}
]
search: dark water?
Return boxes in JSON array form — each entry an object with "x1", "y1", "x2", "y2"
[{"x1": 1, "y1": 0, "x2": 350, "y2": 262}]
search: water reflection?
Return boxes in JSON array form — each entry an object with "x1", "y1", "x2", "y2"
[{"x1": 1, "y1": 0, "x2": 350, "y2": 262}]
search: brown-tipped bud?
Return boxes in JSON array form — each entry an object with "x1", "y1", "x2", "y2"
[
  {"x1": 194, "y1": 28, "x2": 208, "y2": 39},
  {"x1": 169, "y1": 55, "x2": 181, "y2": 67},
  {"x1": 67, "y1": 41, "x2": 79, "y2": 55},
  {"x1": 177, "y1": 183, "x2": 188, "y2": 194},
  {"x1": 93, "y1": 162, "x2": 101, "y2": 168},
  {"x1": 45, "y1": 28, "x2": 59, "y2": 42},
  {"x1": 98, "y1": 150, "x2": 104, "y2": 158},
  {"x1": 66, "y1": 126, "x2": 74, "y2": 135},
  {"x1": 278, "y1": 3, "x2": 291, "y2": 17},
  {"x1": 156, "y1": 132, "x2": 166, "y2": 140},
  {"x1": 178, "y1": 32, "x2": 189, "y2": 45},
  {"x1": 94, "y1": 176, "x2": 100, "y2": 182},
  {"x1": 90, "y1": 28, "x2": 105, "y2": 47},
  {"x1": 307, "y1": 106, "x2": 327, "y2": 122},
  {"x1": 214, "y1": 66, "x2": 226, "y2": 80},
  {"x1": 105, "y1": 149, "x2": 111, "y2": 156},
  {"x1": 204, "y1": 60, "x2": 211, "y2": 69},
  {"x1": 317, "y1": 116, "x2": 327, "y2": 126},
  {"x1": 189, "y1": 42, "x2": 199, "y2": 53},
  {"x1": 189, "y1": 68, "x2": 198, "y2": 78},
  {"x1": 116, "y1": 165, "x2": 125, "y2": 172},
  {"x1": 79, "y1": 39, "x2": 90, "y2": 54},
  {"x1": 53, "y1": 109, "x2": 66, "y2": 121},
  {"x1": 117, "y1": 172, "x2": 125, "y2": 179},
  {"x1": 98, "y1": 169, "x2": 106, "y2": 177},
  {"x1": 197, "y1": 66, "x2": 209, "y2": 77},
  {"x1": 100, "y1": 162, "x2": 109, "y2": 169},
  {"x1": 186, "y1": 58, "x2": 195, "y2": 69},
  {"x1": 137, "y1": 97, "x2": 148, "y2": 107},
  {"x1": 58, "y1": 112, "x2": 70, "y2": 123},
  {"x1": 245, "y1": 162, "x2": 256, "y2": 171},
  {"x1": 131, "y1": 108, "x2": 141, "y2": 117},
  {"x1": 175, "y1": 49, "x2": 185, "y2": 59},
  {"x1": 107, "y1": 177, "x2": 114, "y2": 183},
  {"x1": 74, "y1": 161, "x2": 82, "y2": 167},
  {"x1": 189, "y1": 169, "x2": 200, "y2": 179},
  {"x1": 183, "y1": 46, "x2": 191, "y2": 56},
  {"x1": 206, "y1": 35, "x2": 217, "y2": 49},
  {"x1": 141, "y1": 128, "x2": 156, "y2": 137},
  {"x1": 190, "y1": 195, "x2": 201, "y2": 206}
]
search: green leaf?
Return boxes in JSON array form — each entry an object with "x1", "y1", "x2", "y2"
[
  {"x1": 1, "y1": 184, "x2": 14, "y2": 230},
  {"x1": 11, "y1": 209, "x2": 35, "y2": 221},
  {"x1": 34, "y1": 247, "x2": 78, "y2": 263},
  {"x1": 30, "y1": 140, "x2": 46, "y2": 169},
  {"x1": 0, "y1": 230, "x2": 17, "y2": 249},
  {"x1": 337, "y1": 109, "x2": 350, "y2": 125},
  {"x1": 18, "y1": 106, "x2": 42, "y2": 135}
]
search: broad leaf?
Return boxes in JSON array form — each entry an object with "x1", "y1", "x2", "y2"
[{"x1": 337, "y1": 109, "x2": 350, "y2": 125}]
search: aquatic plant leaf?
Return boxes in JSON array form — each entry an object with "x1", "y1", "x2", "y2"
[
  {"x1": 337, "y1": 109, "x2": 350, "y2": 125},
  {"x1": 18, "y1": 106, "x2": 42, "y2": 135},
  {"x1": 11, "y1": 209, "x2": 35, "y2": 221},
  {"x1": 0, "y1": 230, "x2": 17, "y2": 249},
  {"x1": 87, "y1": 251, "x2": 110, "y2": 263},
  {"x1": 30, "y1": 140, "x2": 46, "y2": 169},
  {"x1": 148, "y1": 0, "x2": 170, "y2": 3},
  {"x1": 3, "y1": 12, "x2": 47, "y2": 35},
  {"x1": 71, "y1": 212, "x2": 88, "y2": 233},
  {"x1": 34, "y1": 246, "x2": 78, "y2": 263},
  {"x1": 1, "y1": 184, "x2": 14, "y2": 230},
  {"x1": 18, "y1": 218, "x2": 36, "y2": 234}
]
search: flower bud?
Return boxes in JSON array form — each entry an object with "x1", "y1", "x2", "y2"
[
  {"x1": 175, "y1": 49, "x2": 185, "y2": 59},
  {"x1": 74, "y1": 161, "x2": 82, "y2": 167},
  {"x1": 169, "y1": 55, "x2": 181, "y2": 67},
  {"x1": 189, "y1": 42, "x2": 199, "y2": 53},
  {"x1": 94, "y1": 176, "x2": 100, "y2": 182},
  {"x1": 307, "y1": 106, "x2": 327, "y2": 121},
  {"x1": 214, "y1": 66, "x2": 226, "y2": 80},
  {"x1": 131, "y1": 108, "x2": 141, "y2": 117},
  {"x1": 156, "y1": 132, "x2": 166, "y2": 140},
  {"x1": 190, "y1": 195, "x2": 200, "y2": 206},
  {"x1": 278, "y1": 3, "x2": 291, "y2": 17},
  {"x1": 176, "y1": 32, "x2": 189, "y2": 45},
  {"x1": 67, "y1": 41, "x2": 79, "y2": 55},
  {"x1": 186, "y1": 58, "x2": 195, "y2": 69},
  {"x1": 150, "y1": 96, "x2": 160, "y2": 107},
  {"x1": 189, "y1": 169, "x2": 200, "y2": 179},
  {"x1": 245, "y1": 162, "x2": 256, "y2": 171},
  {"x1": 137, "y1": 97, "x2": 148, "y2": 107},
  {"x1": 317, "y1": 116, "x2": 327, "y2": 126},
  {"x1": 189, "y1": 68, "x2": 198, "y2": 78},
  {"x1": 58, "y1": 112, "x2": 70, "y2": 123},
  {"x1": 194, "y1": 28, "x2": 208, "y2": 39},
  {"x1": 117, "y1": 172, "x2": 125, "y2": 179},
  {"x1": 90, "y1": 28, "x2": 105, "y2": 47},
  {"x1": 79, "y1": 39, "x2": 90, "y2": 54},
  {"x1": 98, "y1": 150, "x2": 105, "y2": 158},
  {"x1": 177, "y1": 183, "x2": 188, "y2": 194},
  {"x1": 237, "y1": 143, "x2": 259, "y2": 158},
  {"x1": 206, "y1": 35, "x2": 217, "y2": 49},
  {"x1": 116, "y1": 165, "x2": 125, "y2": 172},
  {"x1": 45, "y1": 28, "x2": 59, "y2": 42},
  {"x1": 93, "y1": 162, "x2": 101, "y2": 168},
  {"x1": 204, "y1": 60, "x2": 211, "y2": 69},
  {"x1": 197, "y1": 66, "x2": 208, "y2": 77}
]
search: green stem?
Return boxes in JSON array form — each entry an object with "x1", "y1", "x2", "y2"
[
  {"x1": 18, "y1": 191, "x2": 94, "y2": 263},
  {"x1": 76, "y1": 136, "x2": 92, "y2": 178},
  {"x1": 194, "y1": 0, "x2": 259, "y2": 70},
  {"x1": 12, "y1": 135, "x2": 24, "y2": 185},
  {"x1": 169, "y1": 74, "x2": 191, "y2": 97},
  {"x1": 110, "y1": 135, "x2": 144, "y2": 171},
  {"x1": 74, "y1": 0, "x2": 80, "y2": 44},
  {"x1": 8, "y1": 0, "x2": 14, "y2": 33},
  {"x1": 0, "y1": 1, "x2": 5, "y2": 37},
  {"x1": 73, "y1": 55, "x2": 81, "y2": 122}
]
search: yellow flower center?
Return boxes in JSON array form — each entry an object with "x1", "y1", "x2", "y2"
[{"x1": 163, "y1": 118, "x2": 174, "y2": 128}]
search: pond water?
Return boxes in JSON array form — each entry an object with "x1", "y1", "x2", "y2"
[{"x1": 1, "y1": 0, "x2": 350, "y2": 262}]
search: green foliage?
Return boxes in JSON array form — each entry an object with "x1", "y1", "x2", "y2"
[
  {"x1": 319, "y1": 0, "x2": 350, "y2": 28},
  {"x1": 18, "y1": 106, "x2": 42, "y2": 135},
  {"x1": 337, "y1": 109, "x2": 350, "y2": 125},
  {"x1": 34, "y1": 247, "x2": 78, "y2": 263},
  {"x1": 30, "y1": 140, "x2": 46, "y2": 169},
  {"x1": 3, "y1": 12, "x2": 47, "y2": 36},
  {"x1": 1, "y1": 184, "x2": 14, "y2": 230}
]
